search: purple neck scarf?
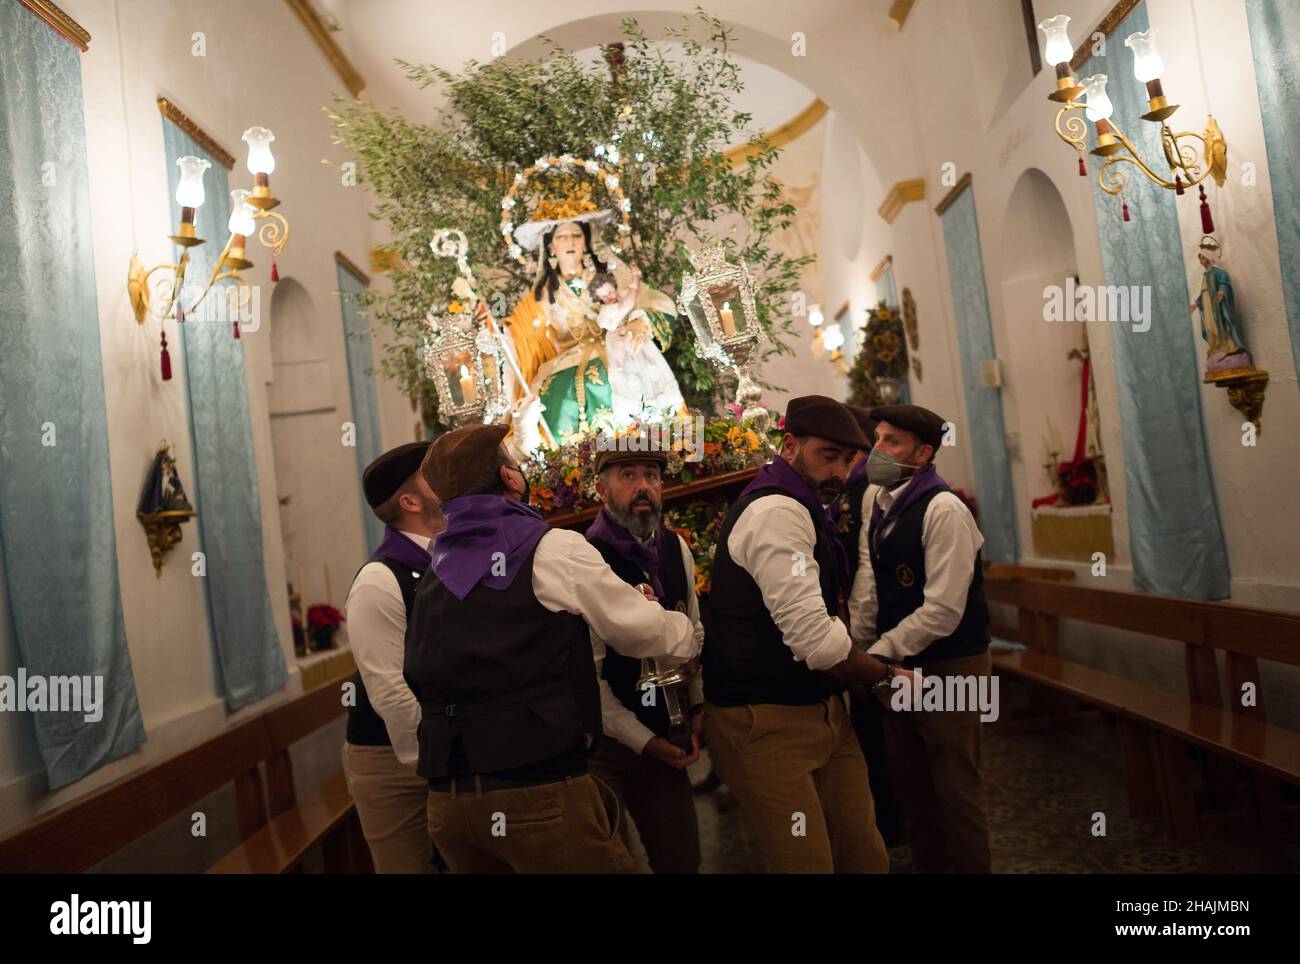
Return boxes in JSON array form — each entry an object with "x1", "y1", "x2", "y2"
[
  {"x1": 869, "y1": 462, "x2": 947, "y2": 541},
  {"x1": 372, "y1": 526, "x2": 433, "y2": 573},
  {"x1": 430, "y1": 495, "x2": 551, "y2": 600},
  {"x1": 586, "y1": 507, "x2": 664, "y2": 597},
  {"x1": 740, "y1": 457, "x2": 850, "y2": 593}
]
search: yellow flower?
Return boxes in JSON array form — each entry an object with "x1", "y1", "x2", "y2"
[
  {"x1": 878, "y1": 308, "x2": 893, "y2": 320},
  {"x1": 448, "y1": 300, "x2": 464, "y2": 315},
  {"x1": 744, "y1": 430, "x2": 760, "y2": 451},
  {"x1": 565, "y1": 467, "x2": 581, "y2": 485}
]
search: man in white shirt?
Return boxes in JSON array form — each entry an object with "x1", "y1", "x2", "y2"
[
  {"x1": 407, "y1": 424, "x2": 699, "y2": 873},
  {"x1": 847, "y1": 404, "x2": 992, "y2": 873},
  {"x1": 585, "y1": 446, "x2": 704, "y2": 874},
  {"x1": 703, "y1": 395, "x2": 908, "y2": 874},
  {"x1": 342, "y1": 441, "x2": 444, "y2": 873}
]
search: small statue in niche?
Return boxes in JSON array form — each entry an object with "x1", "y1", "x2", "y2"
[
  {"x1": 1190, "y1": 235, "x2": 1252, "y2": 373},
  {"x1": 137, "y1": 440, "x2": 196, "y2": 576}
]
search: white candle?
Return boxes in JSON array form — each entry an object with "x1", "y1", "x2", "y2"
[
  {"x1": 719, "y1": 301, "x2": 737, "y2": 336},
  {"x1": 458, "y1": 364, "x2": 477, "y2": 404}
]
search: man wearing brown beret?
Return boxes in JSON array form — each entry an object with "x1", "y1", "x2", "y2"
[
  {"x1": 585, "y1": 444, "x2": 704, "y2": 873},
  {"x1": 405, "y1": 424, "x2": 699, "y2": 873},
  {"x1": 847, "y1": 403, "x2": 993, "y2": 873},
  {"x1": 342, "y1": 441, "x2": 445, "y2": 873},
  {"x1": 703, "y1": 394, "x2": 912, "y2": 873}
]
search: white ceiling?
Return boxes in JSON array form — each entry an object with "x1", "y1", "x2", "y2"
[{"x1": 321, "y1": 0, "x2": 815, "y2": 145}]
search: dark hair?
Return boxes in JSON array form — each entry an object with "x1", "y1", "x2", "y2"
[
  {"x1": 589, "y1": 272, "x2": 617, "y2": 293},
  {"x1": 460, "y1": 446, "x2": 513, "y2": 497},
  {"x1": 532, "y1": 220, "x2": 610, "y2": 302}
]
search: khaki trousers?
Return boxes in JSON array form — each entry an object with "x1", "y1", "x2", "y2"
[
  {"x1": 341, "y1": 743, "x2": 435, "y2": 874},
  {"x1": 589, "y1": 738, "x2": 700, "y2": 874},
  {"x1": 881, "y1": 651, "x2": 992, "y2": 873},
  {"x1": 705, "y1": 694, "x2": 889, "y2": 874},
  {"x1": 425, "y1": 773, "x2": 638, "y2": 874}
]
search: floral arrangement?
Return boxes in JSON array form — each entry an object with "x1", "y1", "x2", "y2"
[
  {"x1": 848, "y1": 301, "x2": 908, "y2": 407},
  {"x1": 525, "y1": 411, "x2": 779, "y2": 516},
  {"x1": 306, "y1": 604, "x2": 345, "y2": 651},
  {"x1": 663, "y1": 498, "x2": 730, "y2": 596}
]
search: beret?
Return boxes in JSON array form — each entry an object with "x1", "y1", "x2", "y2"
[
  {"x1": 421, "y1": 423, "x2": 510, "y2": 502},
  {"x1": 593, "y1": 446, "x2": 668, "y2": 476},
  {"x1": 871, "y1": 404, "x2": 947, "y2": 450},
  {"x1": 783, "y1": 395, "x2": 870, "y2": 450},
  {"x1": 362, "y1": 441, "x2": 431, "y2": 508},
  {"x1": 847, "y1": 405, "x2": 879, "y2": 446}
]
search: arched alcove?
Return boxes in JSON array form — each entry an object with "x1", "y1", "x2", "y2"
[
  {"x1": 266, "y1": 277, "x2": 345, "y2": 616},
  {"x1": 998, "y1": 168, "x2": 1110, "y2": 562}
]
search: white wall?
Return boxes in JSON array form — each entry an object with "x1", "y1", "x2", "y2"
[{"x1": 0, "y1": 0, "x2": 406, "y2": 834}]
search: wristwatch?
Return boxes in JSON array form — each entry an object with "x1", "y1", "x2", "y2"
[{"x1": 870, "y1": 662, "x2": 896, "y2": 696}]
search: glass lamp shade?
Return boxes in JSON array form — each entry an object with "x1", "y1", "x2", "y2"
[
  {"x1": 1080, "y1": 74, "x2": 1114, "y2": 122},
  {"x1": 1038, "y1": 15, "x2": 1074, "y2": 67},
  {"x1": 444, "y1": 355, "x2": 476, "y2": 406},
  {"x1": 175, "y1": 156, "x2": 211, "y2": 208},
  {"x1": 808, "y1": 305, "x2": 824, "y2": 328},
  {"x1": 227, "y1": 189, "x2": 257, "y2": 236},
  {"x1": 822, "y1": 323, "x2": 845, "y2": 352},
  {"x1": 242, "y1": 127, "x2": 276, "y2": 175},
  {"x1": 1124, "y1": 30, "x2": 1164, "y2": 83}
]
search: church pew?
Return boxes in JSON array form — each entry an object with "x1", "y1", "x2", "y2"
[
  {"x1": 0, "y1": 672, "x2": 364, "y2": 873},
  {"x1": 209, "y1": 678, "x2": 371, "y2": 874},
  {"x1": 984, "y1": 571, "x2": 1300, "y2": 841}
]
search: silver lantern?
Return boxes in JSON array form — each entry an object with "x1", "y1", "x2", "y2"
[
  {"x1": 419, "y1": 308, "x2": 508, "y2": 427},
  {"x1": 678, "y1": 242, "x2": 769, "y2": 432}
]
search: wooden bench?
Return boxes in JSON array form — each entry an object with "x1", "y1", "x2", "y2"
[
  {"x1": 984, "y1": 565, "x2": 1300, "y2": 841},
  {"x1": 0, "y1": 672, "x2": 369, "y2": 874}
]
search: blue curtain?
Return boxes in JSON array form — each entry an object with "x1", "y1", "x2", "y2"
[
  {"x1": 1245, "y1": 0, "x2": 1300, "y2": 394},
  {"x1": 0, "y1": 2, "x2": 145, "y2": 787},
  {"x1": 162, "y1": 121, "x2": 287, "y2": 709},
  {"x1": 939, "y1": 187, "x2": 1019, "y2": 564},
  {"x1": 337, "y1": 262, "x2": 384, "y2": 553},
  {"x1": 1080, "y1": 2, "x2": 1229, "y2": 599}
]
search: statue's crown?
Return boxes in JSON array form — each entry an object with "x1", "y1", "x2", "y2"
[{"x1": 530, "y1": 180, "x2": 599, "y2": 222}]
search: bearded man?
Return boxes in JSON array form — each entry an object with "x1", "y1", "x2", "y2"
[
  {"x1": 584, "y1": 446, "x2": 704, "y2": 873},
  {"x1": 702, "y1": 395, "x2": 915, "y2": 873}
]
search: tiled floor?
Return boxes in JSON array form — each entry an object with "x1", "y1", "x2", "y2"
[{"x1": 623, "y1": 718, "x2": 1300, "y2": 873}]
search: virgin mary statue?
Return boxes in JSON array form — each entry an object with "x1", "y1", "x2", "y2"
[{"x1": 501, "y1": 193, "x2": 683, "y2": 449}]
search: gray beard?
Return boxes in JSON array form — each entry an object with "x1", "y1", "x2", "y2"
[{"x1": 608, "y1": 500, "x2": 661, "y2": 541}]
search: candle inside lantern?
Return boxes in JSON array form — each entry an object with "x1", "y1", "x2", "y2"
[
  {"x1": 720, "y1": 300, "x2": 737, "y2": 336},
  {"x1": 458, "y1": 364, "x2": 477, "y2": 404}
]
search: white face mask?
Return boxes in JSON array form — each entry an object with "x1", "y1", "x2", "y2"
[{"x1": 865, "y1": 448, "x2": 921, "y2": 487}]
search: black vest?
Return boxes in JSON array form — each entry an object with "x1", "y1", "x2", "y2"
[
  {"x1": 836, "y1": 474, "x2": 871, "y2": 580},
  {"x1": 345, "y1": 556, "x2": 422, "y2": 747},
  {"x1": 403, "y1": 545, "x2": 602, "y2": 779},
  {"x1": 703, "y1": 488, "x2": 845, "y2": 706},
  {"x1": 866, "y1": 484, "x2": 990, "y2": 668},
  {"x1": 587, "y1": 530, "x2": 689, "y2": 738}
]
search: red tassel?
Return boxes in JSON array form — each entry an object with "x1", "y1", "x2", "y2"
[
  {"x1": 1199, "y1": 185, "x2": 1214, "y2": 233},
  {"x1": 176, "y1": 300, "x2": 185, "y2": 323},
  {"x1": 1078, "y1": 156, "x2": 1087, "y2": 177},
  {"x1": 270, "y1": 258, "x2": 279, "y2": 283},
  {"x1": 1174, "y1": 174, "x2": 1184, "y2": 196},
  {"x1": 1122, "y1": 201, "x2": 1131, "y2": 222},
  {"x1": 233, "y1": 319, "x2": 241, "y2": 339},
  {"x1": 160, "y1": 332, "x2": 173, "y2": 381}
]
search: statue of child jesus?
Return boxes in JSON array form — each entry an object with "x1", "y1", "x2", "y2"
[{"x1": 590, "y1": 268, "x2": 685, "y2": 425}]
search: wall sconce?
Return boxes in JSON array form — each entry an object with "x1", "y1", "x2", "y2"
[
  {"x1": 128, "y1": 126, "x2": 290, "y2": 377},
  {"x1": 1038, "y1": 16, "x2": 1226, "y2": 224}
]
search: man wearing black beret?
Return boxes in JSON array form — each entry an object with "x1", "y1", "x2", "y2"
[
  {"x1": 341, "y1": 441, "x2": 445, "y2": 873},
  {"x1": 703, "y1": 394, "x2": 913, "y2": 873},
  {"x1": 847, "y1": 403, "x2": 993, "y2": 873}
]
